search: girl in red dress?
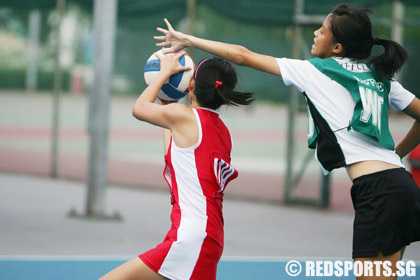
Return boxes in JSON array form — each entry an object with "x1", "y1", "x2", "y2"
[{"x1": 100, "y1": 52, "x2": 253, "y2": 280}]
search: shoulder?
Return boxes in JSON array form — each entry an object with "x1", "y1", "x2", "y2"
[
  {"x1": 276, "y1": 57, "x2": 314, "y2": 70},
  {"x1": 164, "y1": 102, "x2": 193, "y2": 114},
  {"x1": 277, "y1": 57, "x2": 331, "y2": 75},
  {"x1": 162, "y1": 103, "x2": 195, "y2": 124},
  {"x1": 388, "y1": 80, "x2": 415, "y2": 111},
  {"x1": 276, "y1": 58, "x2": 318, "y2": 88}
]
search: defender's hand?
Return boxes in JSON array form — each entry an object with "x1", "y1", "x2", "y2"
[{"x1": 155, "y1": 18, "x2": 190, "y2": 54}]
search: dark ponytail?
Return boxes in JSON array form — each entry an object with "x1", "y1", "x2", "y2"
[
  {"x1": 368, "y1": 38, "x2": 408, "y2": 79},
  {"x1": 330, "y1": 3, "x2": 408, "y2": 79},
  {"x1": 194, "y1": 57, "x2": 254, "y2": 110}
]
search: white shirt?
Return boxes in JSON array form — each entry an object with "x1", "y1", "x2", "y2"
[{"x1": 277, "y1": 57, "x2": 415, "y2": 172}]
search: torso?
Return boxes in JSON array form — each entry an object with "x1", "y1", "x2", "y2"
[
  {"x1": 346, "y1": 160, "x2": 402, "y2": 180},
  {"x1": 140, "y1": 107, "x2": 238, "y2": 280},
  {"x1": 277, "y1": 57, "x2": 415, "y2": 176}
]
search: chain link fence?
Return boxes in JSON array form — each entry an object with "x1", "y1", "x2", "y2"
[
  {"x1": 0, "y1": 0, "x2": 419, "y2": 101},
  {"x1": 1, "y1": 0, "x2": 419, "y2": 208}
]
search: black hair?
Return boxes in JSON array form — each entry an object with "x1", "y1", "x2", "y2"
[
  {"x1": 194, "y1": 57, "x2": 254, "y2": 110},
  {"x1": 330, "y1": 3, "x2": 408, "y2": 79}
]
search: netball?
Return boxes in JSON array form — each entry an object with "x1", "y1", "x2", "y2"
[{"x1": 144, "y1": 50, "x2": 195, "y2": 101}]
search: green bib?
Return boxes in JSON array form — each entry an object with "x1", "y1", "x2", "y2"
[{"x1": 308, "y1": 57, "x2": 394, "y2": 150}]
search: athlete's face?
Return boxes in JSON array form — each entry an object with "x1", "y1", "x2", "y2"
[{"x1": 311, "y1": 14, "x2": 342, "y2": 58}]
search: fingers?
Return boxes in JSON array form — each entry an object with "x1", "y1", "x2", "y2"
[
  {"x1": 155, "y1": 51, "x2": 163, "y2": 60},
  {"x1": 157, "y1": 50, "x2": 188, "y2": 65},
  {"x1": 156, "y1": 19, "x2": 182, "y2": 52},
  {"x1": 161, "y1": 47, "x2": 174, "y2": 54},
  {"x1": 175, "y1": 51, "x2": 186, "y2": 61},
  {"x1": 155, "y1": 49, "x2": 177, "y2": 59},
  {"x1": 181, "y1": 66, "x2": 192, "y2": 72},
  {"x1": 156, "y1": 19, "x2": 173, "y2": 35},
  {"x1": 176, "y1": 52, "x2": 192, "y2": 71},
  {"x1": 154, "y1": 35, "x2": 166, "y2": 41},
  {"x1": 164, "y1": 18, "x2": 173, "y2": 31},
  {"x1": 156, "y1": 27, "x2": 168, "y2": 34},
  {"x1": 156, "y1": 41, "x2": 170, "y2": 48}
]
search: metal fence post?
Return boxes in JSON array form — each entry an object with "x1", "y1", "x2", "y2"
[
  {"x1": 50, "y1": 0, "x2": 65, "y2": 178},
  {"x1": 392, "y1": 1, "x2": 405, "y2": 81},
  {"x1": 84, "y1": 0, "x2": 119, "y2": 219},
  {"x1": 26, "y1": 9, "x2": 41, "y2": 93},
  {"x1": 285, "y1": 0, "x2": 304, "y2": 202}
]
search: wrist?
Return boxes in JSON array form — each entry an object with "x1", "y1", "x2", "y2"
[
  {"x1": 156, "y1": 70, "x2": 172, "y2": 82},
  {"x1": 184, "y1": 34, "x2": 195, "y2": 48}
]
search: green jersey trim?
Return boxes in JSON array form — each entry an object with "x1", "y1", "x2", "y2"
[{"x1": 308, "y1": 57, "x2": 394, "y2": 150}]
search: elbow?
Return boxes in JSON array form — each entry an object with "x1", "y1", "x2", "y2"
[
  {"x1": 131, "y1": 107, "x2": 137, "y2": 118},
  {"x1": 229, "y1": 45, "x2": 251, "y2": 66},
  {"x1": 132, "y1": 107, "x2": 140, "y2": 120},
  {"x1": 132, "y1": 104, "x2": 145, "y2": 121}
]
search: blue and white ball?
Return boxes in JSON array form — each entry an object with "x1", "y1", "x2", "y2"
[{"x1": 144, "y1": 50, "x2": 195, "y2": 101}]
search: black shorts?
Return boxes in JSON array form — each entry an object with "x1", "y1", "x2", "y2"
[{"x1": 351, "y1": 168, "x2": 420, "y2": 258}]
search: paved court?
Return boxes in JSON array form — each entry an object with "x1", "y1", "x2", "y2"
[
  {"x1": 0, "y1": 172, "x2": 419, "y2": 280},
  {"x1": 1, "y1": 172, "x2": 419, "y2": 260}
]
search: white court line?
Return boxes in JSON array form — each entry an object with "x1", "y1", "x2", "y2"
[
  {"x1": 0, "y1": 255, "x2": 131, "y2": 261},
  {"x1": 1, "y1": 255, "x2": 418, "y2": 265}
]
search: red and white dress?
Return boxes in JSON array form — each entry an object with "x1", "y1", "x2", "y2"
[{"x1": 139, "y1": 107, "x2": 238, "y2": 280}]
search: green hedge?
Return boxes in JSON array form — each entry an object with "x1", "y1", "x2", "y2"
[{"x1": 0, "y1": 68, "x2": 70, "y2": 91}]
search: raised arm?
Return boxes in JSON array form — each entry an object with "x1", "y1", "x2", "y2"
[
  {"x1": 155, "y1": 18, "x2": 281, "y2": 76},
  {"x1": 395, "y1": 97, "x2": 420, "y2": 159},
  {"x1": 132, "y1": 51, "x2": 191, "y2": 130}
]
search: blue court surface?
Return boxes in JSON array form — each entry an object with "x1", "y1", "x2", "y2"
[{"x1": 0, "y1": 257, "x2": 418, "y2": 280}]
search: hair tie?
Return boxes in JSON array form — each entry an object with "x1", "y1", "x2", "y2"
[
  {"x1": 215, "y1": 81, "x2": 223, "y2": 90},
  {"x1": 373, "y1": 38, "x2": 381, "y2": 45}
]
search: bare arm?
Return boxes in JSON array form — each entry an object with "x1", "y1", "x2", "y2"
[
  {"x1": 395, "y1": 97, "x2": 420, "y2": 159},
  {"x1": 132, "y1": 51, "x2": 198, "y2": 149},
  {"x1": 163, "y1": 128, "x2": 171, "y2": 155},
  {"x1": 132, "y1": 51, "x2": 191, "y2": 130},
  {"x1": 155, "y1": 18, "x2": 281, "y2": 76}
]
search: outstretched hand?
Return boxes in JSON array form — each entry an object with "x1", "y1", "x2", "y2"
[{"x1": 155, "y1": 18, "x2": 189, "y2": 54}]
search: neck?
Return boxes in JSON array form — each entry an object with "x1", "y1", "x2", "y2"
[{"x1": 190, "y1": 100, "x2": 200, "y2": 108}]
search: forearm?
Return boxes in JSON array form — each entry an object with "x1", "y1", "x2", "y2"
[
  {"x1": 395, "y1": 120, "x2": 420, "y2": 159},
  {"x1": 185, "y1": 34, "x2": 249, "y2": 65},
  {"x1": 185, "y1": 34, "x2": 281, "y2": 75},
  {"x1": 132, "y1": 72, "x2": 169, "y2": 120},
  {"x1": 137, "y1": 73, "x2": 168, "y2": 104},
  {"x1": 156, "y1": 19, "x2": 280, "y2": 75}
]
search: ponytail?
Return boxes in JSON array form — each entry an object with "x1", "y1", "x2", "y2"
[
  {"x1": 330, "y1": 3, "x2": 408, "y2": 79},
  {"x1": 368, "y1": 38, "x2": 408, "y2": 79},
  {"x1": 194, "y1": 57, "x2": 254, "y2": 110},
  {"x1": 214, "y1": 83, "x2": 253, "y2": 107}
]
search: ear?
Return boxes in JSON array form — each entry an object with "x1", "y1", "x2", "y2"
[
  {"x1": 332, "y1": 42, "x2": 343, "y2": 55},
  {"x1": 188, "y1": 77, "x2": 195, "y2": 92}
]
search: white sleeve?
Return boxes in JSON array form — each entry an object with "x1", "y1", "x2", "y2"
[
  {"x1": 276, "y1": 58, "x2": 315, "y2": 93},
  {"x1": 388, "y1": 80, "x2": 415, "y2": 111}
]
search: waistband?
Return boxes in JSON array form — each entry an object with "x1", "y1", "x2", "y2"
[{"x1": 352, "y1": 167, "x2": 406, "y2": 184}]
